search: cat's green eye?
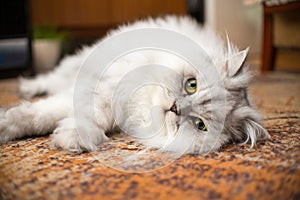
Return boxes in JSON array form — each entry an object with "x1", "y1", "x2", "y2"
[
  {"x1": 185, "y1": 78, "x2": 197, "y2": 94},
  {"x1": 193, "y1": 118, "x2": 207, "y2": 131}
]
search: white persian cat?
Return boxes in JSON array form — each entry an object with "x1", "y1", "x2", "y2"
[{"x1": 0, "y1": 16, "x2": 269, "y2": 154}]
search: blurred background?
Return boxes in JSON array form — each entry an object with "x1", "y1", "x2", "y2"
[{"x1": 0, "y1": 0, "x2": 299, "y2": 77}]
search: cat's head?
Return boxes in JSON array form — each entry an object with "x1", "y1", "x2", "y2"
[
  {"x1": 166, "y1": 46, "x2": 270, "y2": 153},
  {"x1": 115, "y1": 46, "x2": 269, "y2": 154}
]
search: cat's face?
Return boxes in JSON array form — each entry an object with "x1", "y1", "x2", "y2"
[{"x1": 114, "y1": 50, "x2": 269, "y2": 154}]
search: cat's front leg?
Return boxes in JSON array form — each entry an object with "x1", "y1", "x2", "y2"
[
  {"x1": 50, "y1": 117, "x2": 109, "y2": 153},
  {"x1": 0, "y1": 92, "x2": 71, "y2": 143}
]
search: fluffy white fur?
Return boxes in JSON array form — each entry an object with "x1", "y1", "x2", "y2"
[{"x1": 0, "y1": 16, "x2": 269, "y2": 154}]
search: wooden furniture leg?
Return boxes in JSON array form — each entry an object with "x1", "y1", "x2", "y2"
[
  {"x1": 261, "y1": 1, "x2": 300, "y2": 72},
  {"x1": 262, "y1": 4, "x2": 275, "y2": 72}
]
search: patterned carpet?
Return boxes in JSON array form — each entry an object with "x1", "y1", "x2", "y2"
[{"x1": 0, "y1": 71, "x2": 299, "y2": 200}]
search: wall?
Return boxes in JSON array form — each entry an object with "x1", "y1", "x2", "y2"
[
  {"x1": 30, "y1": 0, "x2": 186, "y2": 27},
  {"x1": 205, "y1": 0, "x2": 262, "y2": 57},
  {"x1": 30, "y1": 0, "x2": 187, "y2": 56}
]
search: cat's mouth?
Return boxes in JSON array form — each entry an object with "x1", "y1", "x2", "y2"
[{"x1": 169, "y1": 101, "x2": 180, "y2": 115}]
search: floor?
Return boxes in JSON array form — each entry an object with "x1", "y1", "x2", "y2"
[{"x1": 0, "y1": 71, "x2": 299, "y2": 200}]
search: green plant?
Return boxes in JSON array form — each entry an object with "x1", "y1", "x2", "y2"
[{"x1": 33, "y1": 26, "x2": 66, "y2": 40}]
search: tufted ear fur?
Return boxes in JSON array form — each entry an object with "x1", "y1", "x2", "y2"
[
  {"x1": 228, "y1": 107, "x2": 270, "y2": 148},
  {"x1": 242, "y1": 118, "x2": 270, "y2": 148},
  {"x1": 225, "y1": 34, "x2": 249, "y2": 77}
]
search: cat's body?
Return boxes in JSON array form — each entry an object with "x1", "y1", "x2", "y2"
[{"x1": 0, "y1": 16, "x2": 269, "y2": 154}]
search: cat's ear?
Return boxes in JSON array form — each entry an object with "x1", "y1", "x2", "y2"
[
  {"x1": 225, "y1": 47, "x2": 249, "y2": 77},
  {"x1": 225, "y1": 34, "x2": 249, "y2": 77}
]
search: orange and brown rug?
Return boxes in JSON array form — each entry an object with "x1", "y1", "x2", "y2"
[{"x1": 0, "y1": 71, "x2": 299, "y2": 200}]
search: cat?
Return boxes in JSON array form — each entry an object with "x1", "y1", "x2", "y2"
[{"x1": 0, "y1": 16, "x2": 269, "y2": 154}]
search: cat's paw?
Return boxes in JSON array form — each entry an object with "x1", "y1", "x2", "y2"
[
  {"x1": 50, "y1": 128, "x2": 90, "y2": 153},
  {"x1": 0, "y1": 106, "x2": 29, "y2": 143},
  {"x1": 19, "y1": 77, "x2": 46, "y2": 98},
  {"x1": 0, "y1": 109, "x2": 10, "y2": 143},
  {"x1": 50, "y1": 118, "x2": 109, "y2": 153}
]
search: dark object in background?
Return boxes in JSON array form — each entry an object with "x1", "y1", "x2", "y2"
[
  {"x1": 0, "y1": 0, "x2": 33, "y2": 78},
  {"x1": 186, "y1": 0, "x2": 205, "y2": 24}
]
